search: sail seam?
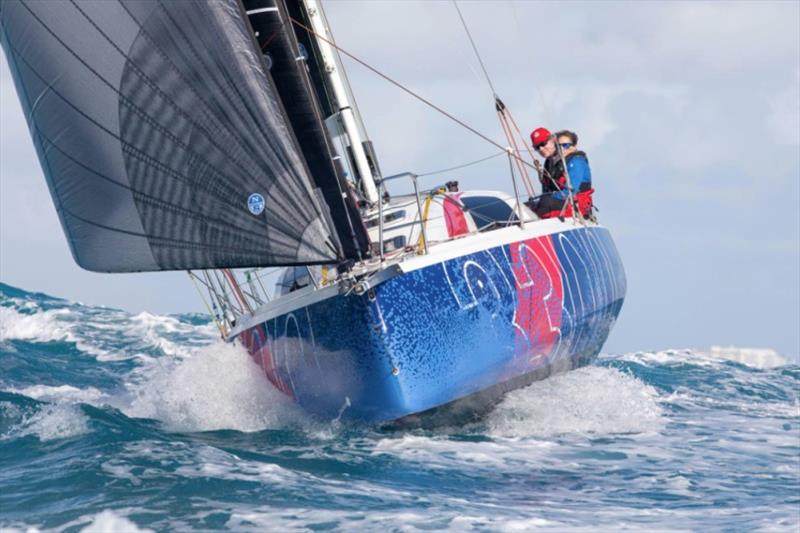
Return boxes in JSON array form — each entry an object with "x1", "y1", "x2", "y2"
[
  {"x1": 154, "y1": 1, "x2": 329, "y2": 245},
  {"x1": 2, "y1": 37, "x2": 313, "y2": 254},
  {"x1": 27, "y1": 0, "x2": 317, "y2": 241}
]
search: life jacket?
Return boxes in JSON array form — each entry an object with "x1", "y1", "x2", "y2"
[
  {"x1": 538, "y1": 191, "x2": 595, "y2": 219},
  {"x1": 541, "y1": 157, "x2": 563, "y2": 193},
  {"x1": 542, "y1": 151, "x2": 591, "y2": 191},
  {"x1": 566, "y1": 151, "x2": 592, "y2": 192}
]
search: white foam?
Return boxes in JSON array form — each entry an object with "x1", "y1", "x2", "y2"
[
  {"x1": 1, "y1": 298, "x2": 217, "y2": 363},
  {"x1": 172, "y1": 445, "x2": 294, "y2": 483},
  {"x1": 124, "y1": 311, "x2": 214, "y2": 358},
  {"x1": 223, "y1": 507, "x2": 565, "y2": 532},
  {"x1": 0, "y1": 305, "x2": 117, "y2": 360},
  {"x1": 73, "y1": 509, "x2": 153, "y2": 533},
  {"x1": 0, "y1": 401, "x2": 24, "y2": 424},
  {"x1": 8, "y1": 403, "x2": 90, "y2": 442},
  {"x1": 486, "y1": 366, "x2": 664, "y2": 438},
  {"x1": 11, "y1": 385, "x2": 105, "y2": 404},
  {"x1": 131, "y1": 311, "x2": 184, "y2": 333},
  {"x1": 372, "y1": 433, "x2": 558, "y2": 473},
  {"x1": 123, "y1": 341, "x2": 306, "y2": 432},
  {"x1": 0, "y1": 306, "x2": 73, "y2": 343},
  {"x1": 612, "y1": 349, "x2": 715, "y2": 367},
  {"x1": 663, "y1": 389, "x2": 800, "y2": 419}
]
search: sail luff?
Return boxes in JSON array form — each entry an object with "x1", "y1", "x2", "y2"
[{"x1": 246, "y1": 0, "x2": 371, "y2": 262}]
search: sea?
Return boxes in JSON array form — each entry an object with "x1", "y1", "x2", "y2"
[{"x1": 0, "y1": 282, "x2": 798, "y2": 532}]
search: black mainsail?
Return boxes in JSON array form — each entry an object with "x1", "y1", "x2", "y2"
[{"x1": 0, "y1": 0, "x2": 354, "y2": 272}]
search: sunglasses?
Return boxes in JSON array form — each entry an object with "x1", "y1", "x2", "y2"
[
  {"x1": 534, "y1": 142, "x2": 548, "y2": 150},
  {"x1": 559, "y1": 143, "x2": 574, "y2": 149}
]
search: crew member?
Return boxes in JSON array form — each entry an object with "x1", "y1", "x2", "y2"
[
  {"x1": 551, "y1": 130, "x2": 592, "y2": 204},
  {"x1": 528, "y1": 127, "x2": 565, "y2": 217},
  {"x1": 528, "y1": 128, "x2": 594, "y2": 218}
]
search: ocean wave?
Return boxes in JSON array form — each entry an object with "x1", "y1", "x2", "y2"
[
  {"x1": 33, "y1": 509, "x2": 156, "y2": 533},
  {"x1": 1, "y1": 287, "x2": 216, "y2": 362},
  {"x1": 122, "y1": 342, "x2": 307, "y2": 433},
  {"x1": 9, "y1": 384, "x2": 106, "y2": 404},
  {"x1": 77, "y1": 509, "x2": 154, "y2": 533},
  {"x1": 1, "y1": 282, "x2": 798, "y2": 531},
  {"x1": 0, "y1": 306, "x2": 74, "y2": 344},
  {"x1": 485, "y1": 366, "x2": 664, "y2": 438},
  {"x1": 610, "y1": 348, "x2": 793, "y2": 370},
  {"x1": 222, "y1": 506, "x2": 566, "y2": 532},
  {"x1": 1, "y1": 400, "x2": 90, "y2": 442}
]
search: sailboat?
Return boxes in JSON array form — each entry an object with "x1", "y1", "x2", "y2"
[{"x1": 1, "y1": 0, "x2": 626, "y2": 423}]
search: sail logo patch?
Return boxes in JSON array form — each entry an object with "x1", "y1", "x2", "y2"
[{"x1": 247, "y1": 193, "x2": 265, "y2": 216}]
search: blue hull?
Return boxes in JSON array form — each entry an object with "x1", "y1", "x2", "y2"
[{"x1": 238, "y1": 225, "x2": 626, "y2": 422}]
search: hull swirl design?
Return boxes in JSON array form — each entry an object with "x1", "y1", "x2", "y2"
[{"x1": 239, "y1": 225, "x2": 626, "y2": 422}]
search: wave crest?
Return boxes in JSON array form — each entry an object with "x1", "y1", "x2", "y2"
[
  {"x1": 486, "y1": 366, "x2": 664, "y2": 437},
  {"x1": 123, "y1": 342, "x2": 307, "y2": 432}
]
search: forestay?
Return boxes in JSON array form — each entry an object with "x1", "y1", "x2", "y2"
[{"x1": 0, "y1": 0, "x2": 343, "y2": 272}]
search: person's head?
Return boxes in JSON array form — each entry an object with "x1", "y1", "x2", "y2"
[
  {"x1": 555, "y1": 130, "x2": 578, "y2": 157},
  {"x1": 531, "y1": 127, "x2": 556, "y2": 158}
]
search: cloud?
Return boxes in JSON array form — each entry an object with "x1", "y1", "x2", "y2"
[
  {"x1": 327, "y1": 1, "x2": 799, "y2": 185},
  {"x1": 767, "y1": 68, "x2": 800, "y2": 146}
]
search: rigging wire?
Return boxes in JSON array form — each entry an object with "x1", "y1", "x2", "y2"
[
  {"x1": 288, "y1": 16, "x2": 537, "y2": 173},
  {"x1": 452, "y1": 0, "x2": 497, "y2": 98},
  {"x1": 503, "y1": 106, "x2": 539, "y2": 191},
  {"x1": 497, "y1": 108, "x2": 534, "y2": 197},
  {"x1": 417, "y1": 150, "x2": 506, "y2": 177},
  {"x1": 451, "y1": 2, "x2": 538, "y2": 196},
  {"x1": 187, "y1": 271, "x2": 227, "y2": 338}
]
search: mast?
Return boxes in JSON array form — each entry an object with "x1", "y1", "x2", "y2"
[{"x1": 300, "y1": 0, "x2": 380, "y2": 205}]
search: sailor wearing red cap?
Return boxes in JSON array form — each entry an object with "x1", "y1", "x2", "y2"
[
  {"x1": 528, "y1": 127, "x2": 594, "y2": 219},
  {"x1": 528, "y1": 127, "x2": 565, "y2": 217},
  {"x1": 530, "y1": 127, "x2": 552, "y2": 150},
  {"x1": 530, "y1": 127, "x2": 561, "y2": 191}
]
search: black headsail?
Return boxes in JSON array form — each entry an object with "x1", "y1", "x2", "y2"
[
  {"x1": 0, "y1": 0, "x2": 356, "y2": 272},
  {"x1": 244, "y1": 0, "x2": 372, "y2": 262}
]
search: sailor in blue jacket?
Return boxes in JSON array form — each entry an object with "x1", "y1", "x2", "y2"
[{"x1": 551, "y1": 130, "x2": 592, "y2": 201}]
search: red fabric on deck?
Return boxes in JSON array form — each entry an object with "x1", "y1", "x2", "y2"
[{"x1": 443, "y1": 193, "x2": 470, "y2": 237}]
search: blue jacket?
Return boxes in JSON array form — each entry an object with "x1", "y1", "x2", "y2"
[{"x1": 552, "y1": 152, "x2": 592, "y2": 201}]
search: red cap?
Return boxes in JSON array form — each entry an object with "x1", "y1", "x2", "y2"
[{"x1": 530, "y1": 127, "x2": 551, "y2": 147}]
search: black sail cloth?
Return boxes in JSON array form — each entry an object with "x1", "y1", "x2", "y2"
[
  {"x1": 246, "y1": 0, "x2": 371, "y2": 261},
  {"x1": 0, "y1": 0, "x2": 345, "y2": 272}
]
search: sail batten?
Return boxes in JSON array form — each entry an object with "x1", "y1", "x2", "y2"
[{"x1": 1, "y1": 0, "x2": 345, "y2": 272}]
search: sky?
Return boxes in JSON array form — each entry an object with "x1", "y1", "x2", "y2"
[{"x1": 1, "y1": 0, "x2": 798, "y2": 358}]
